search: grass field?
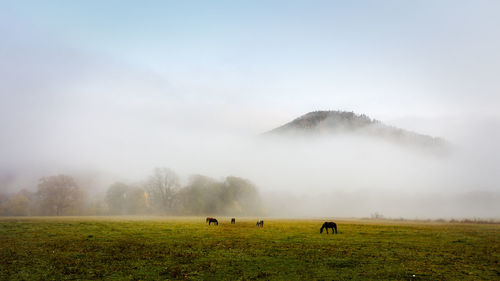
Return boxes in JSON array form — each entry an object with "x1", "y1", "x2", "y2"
[{"x1": 0, "y1": 217, "x2": 499, "y2": 280}]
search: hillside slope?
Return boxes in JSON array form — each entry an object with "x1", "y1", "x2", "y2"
[{"x1": 266, "y1": 111, "x2": 445, "y2": 148}]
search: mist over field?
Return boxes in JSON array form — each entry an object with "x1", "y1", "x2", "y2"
[
  {"x1": 1, "y1": 1, "x2": 499, "y2": 219},
  {"x1": 1, "y1": 108, "x2": 498, "y2": 218}
]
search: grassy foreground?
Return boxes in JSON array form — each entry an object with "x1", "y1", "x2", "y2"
[{"x1": 0, "y1": 217, "x2": 499, "y2": 280}]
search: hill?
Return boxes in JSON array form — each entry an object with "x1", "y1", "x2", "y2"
[{"x1": 265, "y1": 111, "x2": 445, "y2": 148}]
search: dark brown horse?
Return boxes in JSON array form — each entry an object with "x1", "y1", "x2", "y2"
[
  {"x1": 320, "y1": 222, "x2": 337, "y2": 234},
  {"x1": 256, "y1": 220, "x2": 264, "y2": 227},
  {"x1": 231, "y1": 218, "x2": 235, "y2": 224},
  {"x1": 206, "y1": 217, "x2": 218, "y2": 225}
]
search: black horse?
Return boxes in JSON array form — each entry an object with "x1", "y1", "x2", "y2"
[
  {"x1": 256, "y1": 220, "x2": 264, "y2": 227},
  {"x1": 207, "y1": 218, "x2": 218, "y2": 225},
  {"x1": 320, "y1": 222, "x2": 337, "y2": 234},
  {"x1": 231, "y1": 218, "x2": 236, "y2": 224}
]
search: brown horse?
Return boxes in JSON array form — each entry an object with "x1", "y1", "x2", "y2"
[
  {"x1": 231, "y1": 218, "x2": 235, "y2": 224},
  {"x1": 320, "y1": 222, "x2": 337, "y2": 234},
  {"x1": 207, "y1": 218, "x2": 218, "y2": 225}
]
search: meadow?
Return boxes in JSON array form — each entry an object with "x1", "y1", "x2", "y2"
[{"x1": 0, "y1": 217, "x2": 498, "y2": 280}]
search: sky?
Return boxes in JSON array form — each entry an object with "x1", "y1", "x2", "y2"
[
  {"x1": 1, "y1": 1, "x2": 499, "y2": 217},
  {"x1": 3, "y1": 0, "x2": 500, "y2": 121}
]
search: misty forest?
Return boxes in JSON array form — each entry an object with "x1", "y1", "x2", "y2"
[{"x1": 0, "y1": 168, "x2": 262, "y2": 217}]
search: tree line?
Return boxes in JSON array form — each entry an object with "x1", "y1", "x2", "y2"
[{"x1": 0, "y1": 168, "x2": 263, "y2": 216}]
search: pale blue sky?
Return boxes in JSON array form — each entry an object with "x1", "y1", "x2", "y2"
[
  {"x1": 3, "y1": 1, "x2": 500, "y2": 120},
  {"x1": 1, "y1": 0, "x2": 499, "y2": 136}
]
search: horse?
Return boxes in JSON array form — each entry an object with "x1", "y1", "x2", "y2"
[
  {"x1": 231, "y1": 218, "x2": 235, "y2": 224},
  {"x1": 256, "y1": 220, "x2": 264, "y2": 227},
  {"x1": 320, "y1": 222, "x2": 337, "y2": 234},
  {"x1": 207, "y1": 218, "x2": 218, "y2": 225},
  {"x1": 206, "y1": 217, "x2": 213, "y2": 223}
]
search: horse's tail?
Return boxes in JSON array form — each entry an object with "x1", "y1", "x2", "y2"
[{"x1": 333, "y1": 223, "x2": 337, "y2": 234}]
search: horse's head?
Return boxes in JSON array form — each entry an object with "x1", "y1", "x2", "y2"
[{"x1": 320, "y1": 226, "x2": 324, "y2": 233}]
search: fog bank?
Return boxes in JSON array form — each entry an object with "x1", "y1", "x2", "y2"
[{"x1": 1, "y1": 1, "x2": 500, "y2": 218}]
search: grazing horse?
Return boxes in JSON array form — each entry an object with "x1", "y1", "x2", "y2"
[
  {"x1": 256, "y1": 220, "x2": 264, "y2": 227},
  {"x1": 320, "y1": 222, "x2": 337, "y2": 234},
  {"x1": 207, "y1": 218, "x2": 218, "y2": 225},
  {"x1": 206, "y1": 217, "x2": 213, "y2": 223},
  {"x1": 231, "y1": 218, "x2": 235, "y2": 224}
]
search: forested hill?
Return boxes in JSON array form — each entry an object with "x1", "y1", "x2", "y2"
[{"x1": 266, "y1": 111, "x2": 445, "y2": 148}]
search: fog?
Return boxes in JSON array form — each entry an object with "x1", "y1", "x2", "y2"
[
  {"x1": 2, "y1": 108, "x2": 499, "y2": 218},
  {"x1": 1, "y1": 1, "x2": 499, "y2": 218}
]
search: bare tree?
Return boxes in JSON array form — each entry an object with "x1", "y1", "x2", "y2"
[
  {"x1": 145, "y1": 168, "x2": 180, "y2": 214},
  {"x1": 37, "y1": 175, "x2": 83, "y2": 215}
]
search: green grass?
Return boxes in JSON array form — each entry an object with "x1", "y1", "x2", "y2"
[{"x1": 0, "y1": 217, "x2": 499, "y2": 280}]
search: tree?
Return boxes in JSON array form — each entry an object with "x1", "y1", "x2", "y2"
[
  {"x1": 176, "y1": 175, "x2": 262, "y2": 216},
  {"x1": 177, "y1": 175, "x2": 222, "y2": 215},
  {"x1": 105, "y1": 182, "x2": 150, "y2": 215},
  {"x1": 126, "y1": 187, "x2": 149, "y2": 214},
  {"x1": 223, "y1": 176, "x2": 262, "y2": 215},
  {"x1": 84, "y1": 198, "x2": 107, "y2": 216},
  {"x1": 105, "y1": 182, "x2": 130, "y2": 215},
  {"x1": 0, "y1": 193, "x2": 8, "y2": 215},
  {"x1": 6, "y1": 191, "x2": 31, "y2": 216},
  {"x1": 36, "y1": 175, "x2": 84, "y2": 216},
  {"x1": 145, "y1": 168, "x2": 180, "y2": 214}
]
